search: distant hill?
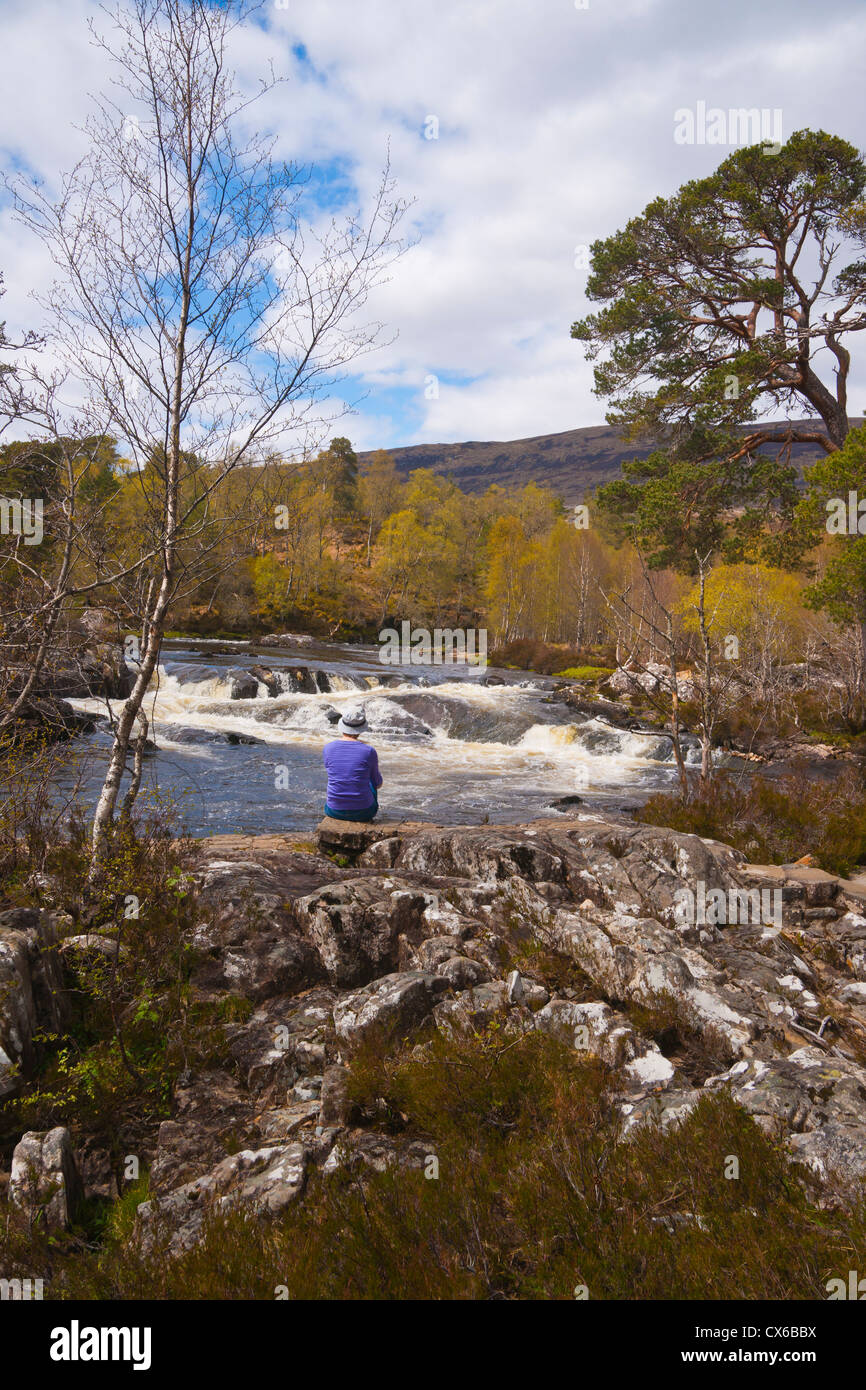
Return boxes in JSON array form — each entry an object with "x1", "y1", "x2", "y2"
[{"x1": 358, "y1": 421, "x2": 849, "y2": 507}]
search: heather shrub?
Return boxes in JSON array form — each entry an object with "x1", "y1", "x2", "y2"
[
  {"x1": 19, "y1": 1027, "x2": 866, "y2": 1301},
  {"x1": 636, "y1": 765, "x2": 866, "y2": 876}
]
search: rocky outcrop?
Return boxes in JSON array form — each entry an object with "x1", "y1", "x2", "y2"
[
  {"x1": 7, "y1": 645, "x2": 133, "y2": 702},
  {"x1": 7, "y1": 813, "x2": 866, "y2": 1252},
  {"x1": 608, "y1": 662, "x2": 704, "y2": 701},
  {"x1": 229, "y1": 672, "x2": 261, "y2": 700},
  {"x1": 259, "y1": 633, "x2": 315, "y2": 648},
  {"x1": 2, "y1": 622, "x2": 132, "y2": 744},
  {"x1": 9, "y1": 1127, "x2": 84, "y2": 1230},
  {"x1": 333, "y1": 971, "x2": 451, "y2": 1046},
  {"x1": 0, "y1": 908, "x2": 68, "y2": 1098},
  {"x1": 0, "y1": 927, "x2": 35, "y2": 1099},
  {"x1": 245, "y1": 664, "x2": 326, "y2": 697},
  {"x1": 0, "y1": 694, "x2": 98, "y2": 745},
  {"x1": 138, "y1": 1142, "x2": 308, "y2": 1255},
  {"x1": 293, "y1": 876, "x2": 444, "y2": 988}
]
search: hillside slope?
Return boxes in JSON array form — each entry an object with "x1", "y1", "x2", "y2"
[{"x1": 359, "y1": 420, "x2": 848, "y2": 506}]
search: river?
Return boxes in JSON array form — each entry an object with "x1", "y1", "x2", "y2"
[{"x1": 63, "y1": 637, "x2": 693, "y2": 837}]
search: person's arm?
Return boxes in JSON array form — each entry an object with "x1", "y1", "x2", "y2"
[{"x1": 368, "y1": 747, "x2": 383, "y2": 788}]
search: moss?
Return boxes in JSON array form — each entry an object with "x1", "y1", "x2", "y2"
[{"x1": 553, "y1": 666, "x2": 615, "y2": 680}]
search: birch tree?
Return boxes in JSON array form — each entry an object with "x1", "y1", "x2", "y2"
[{"x1": 12, "y1": 0, "x2": 405, "y2": 861}]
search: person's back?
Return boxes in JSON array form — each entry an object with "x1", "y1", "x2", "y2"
[{"x1": 323, "y1": 705, "x2": 382, "y2": 821}]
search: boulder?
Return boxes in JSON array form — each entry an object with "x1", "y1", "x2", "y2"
[
  {"x1": 436, "y1": 955, "x2": 492, "y2": 990},
  {"x1": 259, "y1": 633, "x2": 315, "y2": 648},
  {"x1": 148, "y1": 1071, "x2": 254, "y2": 1195},
  {"x1": 707, "y1": 1050, "x2": 866, "y2": 1164},
  {"x1": 190, "y1": 858, "x2": 323, "y2": 1002},
  {"x1": 229, "y1": 672, "x2": 261, "y2": 700},
  {"x1": 81, "y1": 644, "x2": 134, "y2": 699},
  {"x1": 322, "y1": 1131, "x2": 433, "y2": 1177},
  {"x1": 319, "y1": 1064, "x2": 352, "y2": 1127},
  {"x1": 0, "y1": 908, "x2": 67, "y2": 1098},
  {"x1": 219, "y1": 933, "x2": 319, "y2": 1004},
  {"x1": 624, "y1": 1045, "x2": 677, "y2": 1088},
  {"x1": 138, "y1": 1142, "x2": 308, "y2": 1255},
  {"x1": 620, "y1": 1047, "x2": 866, "y2": 1195},
  {"x1": 248, "y1": 664, "x2": 280, "y2": 697},
  {"x1": 294, "y1": 876, "x2": 436, "y2": 987},
  {"x1": 533, "y1": 998, "x2": 638, "y2": 1068},
  {"x1": 280, "y1": 667, "x2": 317, "y2": 695},
  {"x1": 256, "y1": 1100, "x2": 321, "y2": 1141},
  {"x1": 0, "y1": 927, "x2": 36, "y2": 1098},
  {"x1": 10, "y1": 1127, "x2": 84, "y2": 1230},
  {"x1": 223, "y1": 992, "x2": 335, "y2": 1100},
  {"x1": 0, "y1": 694, "x2": 97, "y2": 745},
  {"x1": 333, "y1": 971, "x2": 450, "y2": 1047}
]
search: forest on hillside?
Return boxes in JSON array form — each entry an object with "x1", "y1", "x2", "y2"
[{"x1": 4, "y1": 421, "x2": 866, "y2": 726}]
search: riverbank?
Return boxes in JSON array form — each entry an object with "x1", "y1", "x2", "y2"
[{"x1": 3, "y1": 810, "x2": 866, "y2": 1295}]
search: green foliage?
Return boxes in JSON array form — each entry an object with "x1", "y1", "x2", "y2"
[
  {"x1": 596, "y1": 447, "x2": 800, "y2": 574},
  {"x1": 573, "y1": 130, "x2": 866, "y2": 458},
  {"x1": 553, "y1": 665, "x2": 614, "y2": 680},
  {"x1": 797, "y1": 425, "x2": 866, "y2": 625},
  {"x1": 578, "y1": 131, "x2": 866, "y2": 599},
  {"x1": 0, "y1": 777, "x2": 225, "y2": 1156},
  {"x1": 323, "y1": 436, "x2": 358, "y2": 517}
]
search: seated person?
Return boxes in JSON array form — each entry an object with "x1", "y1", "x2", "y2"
[{"x1": 322, "y1": 705, "x2": 382, "y2": 822}]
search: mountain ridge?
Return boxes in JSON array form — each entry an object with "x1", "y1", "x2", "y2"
[{"x1": 358, "y1": 420, "x2": 849, "y2": 506}]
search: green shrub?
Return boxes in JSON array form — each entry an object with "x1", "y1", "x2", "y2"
[
  {"x1": 636, "y1": 765, "x2": 866, "y2": 876},
  {"x1": 16, "y1": 1027, "x2": 865, "y2": 1301},
  {"x1": 0, "y1": 773, "x2": 223, "y2": 1160},
  {"x1": 553, "y1": 666, "x2": 615, "y2": 681},
  {"x1": 489, "y1": 640, "x2": 616, "y2": 676}
]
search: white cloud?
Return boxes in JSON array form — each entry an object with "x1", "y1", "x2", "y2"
[{"x1": 1, "y1": 0, "x2": 864, "y2": 449}]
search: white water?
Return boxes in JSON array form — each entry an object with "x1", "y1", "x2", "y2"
[{"x1": 64, "y1": 641, "x2": 688, "y2": 835}]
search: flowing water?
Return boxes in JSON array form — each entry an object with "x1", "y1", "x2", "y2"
[{"x1": 64, "y1": 637, "x2": 694, "y2": 836}]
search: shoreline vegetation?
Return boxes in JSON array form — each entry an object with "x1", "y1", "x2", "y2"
[
  {"x1": 2, "y1": 0, "x2": 866, "y2": 1306},
  {"x1": 3, "y1": 790, "x2": 866, "y2": 1299}
]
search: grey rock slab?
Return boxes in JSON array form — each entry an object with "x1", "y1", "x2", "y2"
[
  {"x1": 138, "y1": 1142, "x2": 308, "y2": 1255},
  {"x1": 334, "y1": 971, "x2": 449, "y2": 1046},
  {"x1": 10, "y1": 1127, "x2": 84, "y2": 1230}
]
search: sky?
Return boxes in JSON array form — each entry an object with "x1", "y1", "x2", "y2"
[{"x1": 0, "y1": 0, "x2": 865, "y2": 454}]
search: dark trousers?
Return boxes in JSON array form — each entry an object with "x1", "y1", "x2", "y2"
[{"x1": 325, "y1": 781, "x2": 379, "y2": 822}]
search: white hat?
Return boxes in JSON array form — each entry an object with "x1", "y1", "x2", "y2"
[{"x1": 338, "y1": 705, "x2": 368, "y2": 735}]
